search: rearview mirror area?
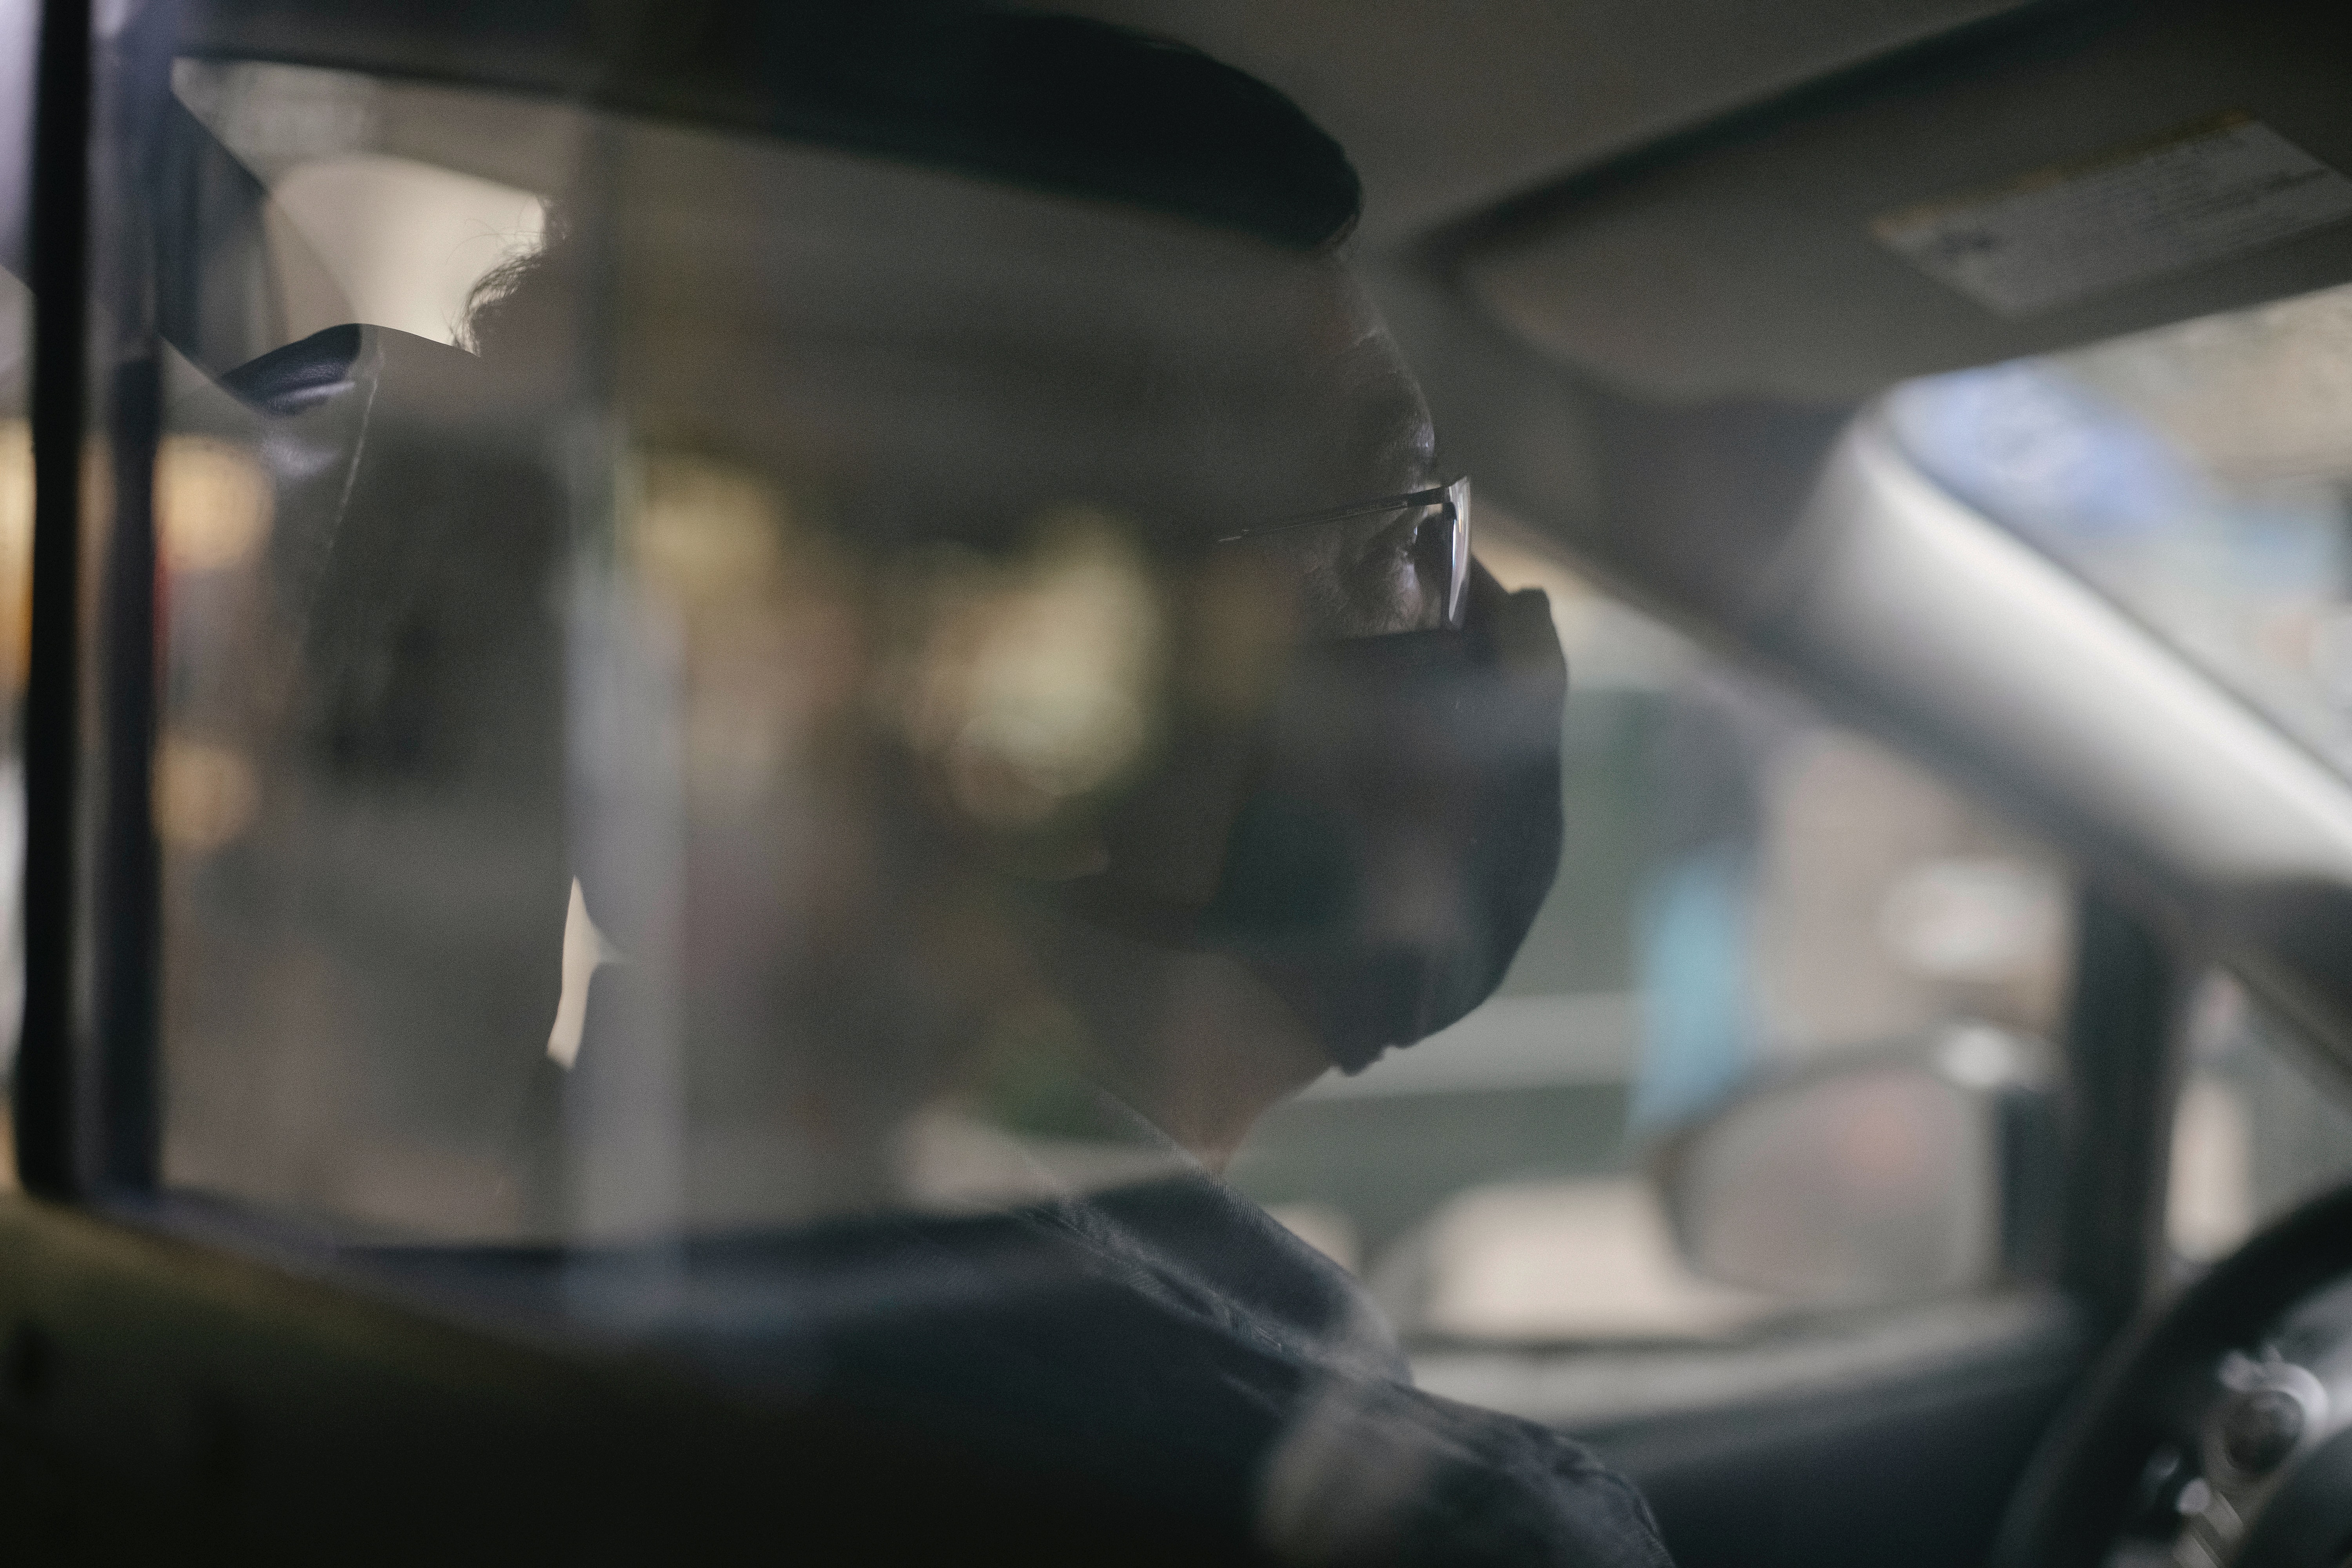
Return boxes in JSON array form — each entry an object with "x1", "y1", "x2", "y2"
[{"x1": 1652, "y1": 1028, "x2": 2059, "y2": 1311}]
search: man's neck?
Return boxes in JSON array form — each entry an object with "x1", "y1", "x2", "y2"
[{"x1": 1043, "y1": 923, "x2": 1332, "y2": 1172}]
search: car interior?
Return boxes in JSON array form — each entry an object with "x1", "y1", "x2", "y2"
[{"x1": 11, "y1": 1, "x2": 2352, "y2": 1565}]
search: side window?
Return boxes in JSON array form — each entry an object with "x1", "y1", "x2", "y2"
[
  {"x1": 2168, "y1": 973, "x2": 2352, "y2": 1264},
  {"x1": 1231, "y1": 522, "x2": 2077, "y2": 1345}
]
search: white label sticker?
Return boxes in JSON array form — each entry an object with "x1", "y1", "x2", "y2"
[{"x1": 1873, "y1": 114, "x2": 2352, "y2": 317}]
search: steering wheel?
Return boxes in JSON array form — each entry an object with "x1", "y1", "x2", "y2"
[{"x1": 1994, "y1": 1180, "x2": 2352, "y2": 1568}]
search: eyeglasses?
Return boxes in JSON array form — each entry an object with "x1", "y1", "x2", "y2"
[{"x1": 1213, "y1": 477, "x2": 1471, "y2": 637}]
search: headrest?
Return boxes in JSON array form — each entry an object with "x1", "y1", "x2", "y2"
[{"x1": 170, "y1": 323, "x2": 570, "y2": 1232}]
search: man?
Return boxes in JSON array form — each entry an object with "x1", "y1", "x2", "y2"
[{"x1": 187, "y1": 13, "x2": 1669, "y2": 1563}]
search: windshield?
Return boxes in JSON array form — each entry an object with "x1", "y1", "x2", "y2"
[{"x1": 1888, "y1": 279, "x2": 2352, "y2": 775}]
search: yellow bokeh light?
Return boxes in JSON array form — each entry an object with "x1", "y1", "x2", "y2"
[
  {"x1": 0, "y1": 420, "x2": 27, "y2": 698},
  {"x1": 155, "y1": 435, "x2": 272, "y2": 575},
  {"x1": 154, "y1": 735, "x2": 259, "y2": 853},
  {"x1": 898, "y1": 510, "x2": 1166, "y2": 828},
  {"x1": 629, "y1": 454, "x2": 784, "y2": 608},
  {"x1": 0, "y1": 424, "x2": 272, "y2": 698}
]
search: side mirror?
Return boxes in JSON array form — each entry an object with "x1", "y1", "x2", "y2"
[{"x1": 1653, "y1": 1026, "x2": 2059, "y2": 1310}]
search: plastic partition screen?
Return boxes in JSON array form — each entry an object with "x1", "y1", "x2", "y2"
[{"x1": 134, "y1": 59, "x2": 1549, "y2": 1245}]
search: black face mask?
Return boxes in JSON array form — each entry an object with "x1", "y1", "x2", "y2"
[{"x1": 1087, "y1": 566, "x2": 1566, "y2": 1073}]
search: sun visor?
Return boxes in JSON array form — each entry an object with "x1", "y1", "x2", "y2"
[{"x1": 1456, "y1": 0, "x2": 2352, "y2": 403}]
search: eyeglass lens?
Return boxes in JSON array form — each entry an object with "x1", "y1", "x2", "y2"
[{"x1": 1223, "y1": 499, "x2": 1465, "y2": 640}]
